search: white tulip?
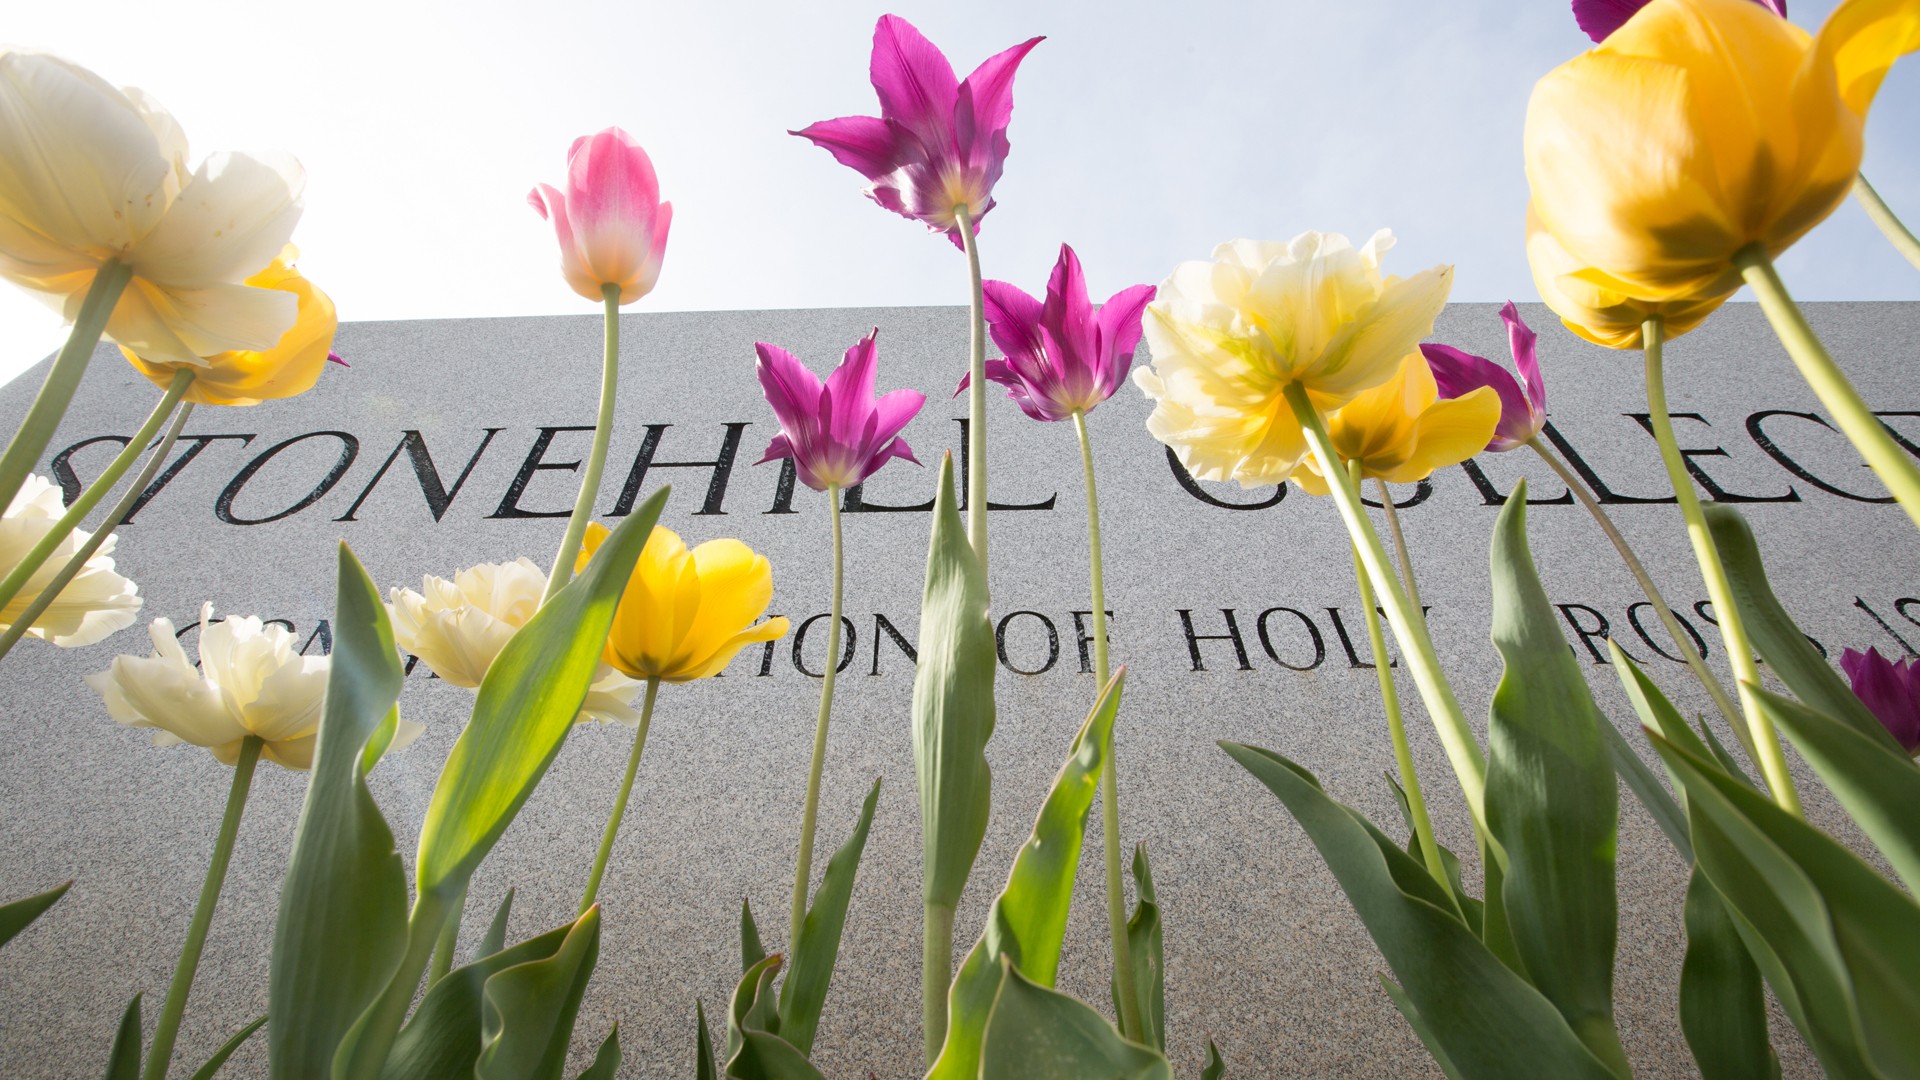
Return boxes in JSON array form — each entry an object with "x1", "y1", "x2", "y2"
[{"x1": 0, "y1": 475, "x2": 139, "y2": 646}]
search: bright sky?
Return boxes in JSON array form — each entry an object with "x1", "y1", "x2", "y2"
[{"x1": 4, "y1": 0, "x2": 1917, "y2": 386}]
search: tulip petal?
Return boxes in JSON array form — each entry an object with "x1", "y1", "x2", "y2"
[
  {"x1": 1314, "y1": 264, "x2": 1454, "y2": 400},
  {"x1": 825, "y1": 330, "x2": 882, "y2": 443},
  {"x1": 108, "y1": 276, "x2": 299, "y2": 365},
  {"x1": 1500, "y1": 301, "x2": 1548, "y2": 416},
  {"x1": 869, "y1": 15, "x2": 960, "y2": 146},
  {"x1": 790, "y1": 115, "x2": 897, "y2": 179},
  {"x1": 955, "y1": 35, "x2": 1044, "y2": 140},
  {"x1": 868, "y1": 387, "x2": 927, "y2": 449},
  {"x1": 134, "y1": 150, "x2": 304, "y2": 287},
  {"x1": 1572, "y1": 0, "x2": 1649, "y2": 42},
  {"x1": 981, "y1": 279, "x2": 1045, "y2": 366},
  {"x1": 1379, "y1": 386, "x2": 1504, "y2": 484},
  {"x1": 1814, "y1": 0, "x2": 1920, "y2": 117},
  {"x1": 686, "y1": 617, "x2": 790, "y2": 682},
  {"x1": 755, "y1": 342, "x2": 824, "y2": 432},
  {"x1": 1093, "y1": 283, "x2": 1156, "y2": 396},
  {"x1": 756, "y1": 432, "x2": 797, "y2": 467},
  {"x1": 675, "y1": 539, "x2": 776, "y2": 680},
  {"x1": 1420, "y1": 343, "x2": 1531, "y2": 452}
]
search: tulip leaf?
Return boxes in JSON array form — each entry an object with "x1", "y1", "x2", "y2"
[
  {"x1": 1703, "y1": 505, "x2": 1906, "y2": 753},
  {"x1": 1680, "y1": 865, "x2": 1779, "y2": 1080},
  {"x1": 1377, "y1": 976, "x2": 1465, "y2": 1080},
  {"x1": 475, "y1": 906, "x2": 602, "y2": 1080},
  {"x1": 1754, "y1": 685, "x2": 1920, "y2": 892},
  {"x1": 1648, "y1": 729, "x2": 1917, "y2": 1079},
  {"x1": 1200, "y1": 1039, "x2": 1226, "y2": 1080},
  {"x1": 189, "y1": 1013, "x2": 266, "y2": 1080},
  {"x1": 0, "y1": 879, "x2": 69, "y2": 949},
  {"x1": 1595, "y1": 697, "x2": 1692, "y2": 864},
  {"x1": 1107, "y1": 844, "x2": 1164, "y2": 1053},
  {"x1": 1221, "y1": 742, "x2": 1617, "y2": 1080},
  {"x1": 379, "y1": 919, "x2": 575, "y2": 1079},
  {"x1": 1384, "y1": 776, "x2": 1484, "y2": 937},
  {"x1": 979, "y1": 958, "x2": 1172, "y2": 1079},
  {"x1": 1484, "y1": 495, "x2": 1627, "y2": 1076},
  {"x1": 695, "y1": 1000, "x2": 717, "y2": 1080},
  {"x1": 577, "y1": 1025, "x2": 619, "y2": 1080},
  {"x1": 912, "y1": 454, "x2": 996, "y2": 914},
  {"x1": 475, "y1": 889, "x2": 515, "y2": 963},
  {"x1": 104, "y1": 994, "x2": 141, "y2": 1080},
  {"x1": 725, "y1": 955, "x2": 824, "y2": 1080},
  {"x1": 416, "y1": 486, "x2": 671, "y2": 900},
  {"x1": 927, "y1": 670, "x2": 1124, "y2": 1080},
  {"x1": 268, "y1": 543, "x2": 409, "y2": 1079},
  {"x1": 740, "y1": 898, "x2": 766, "y2": 975},
  {"x1": 777, "y1": 778, "x2": 881, "y2": 1056}
]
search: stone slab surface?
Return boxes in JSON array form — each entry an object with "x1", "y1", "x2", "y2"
[{"x1": 2, "y1": 301, "x2": 1917, "y2": 1077}]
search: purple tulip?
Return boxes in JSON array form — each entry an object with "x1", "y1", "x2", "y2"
[
  {"x1": 1420, "y1": 302, "x2": 1547, "y2": 453},
  {"x1": 953, "y1": 244, "x2": 1155, "y2": 422},
  {"x1": 1840, "y1": 647, "x2": 1920, "y2": 756},
  {"x1": 792, "y1": 15, "x2": 1043, "y2": 249},
  {"x1": 1571, "y1": 0, "x2": 1784, "y2": 44},
  {"x1": 755, "y1": 329, "x2": 927, "y2": 492}
]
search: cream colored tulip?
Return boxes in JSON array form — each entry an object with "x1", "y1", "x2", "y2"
[
  {"x1": 388, "y1": 557, "x2": 649, "y2": 725},
  {"x1": 88, "y1": 604, "x2": 420, "y2": 770},
  {"x1": 1133, "y1": 230, "x2": 1453, "y2": 488},
  {"x1": 0, "y1": 475, "x2": 139, "y2": 646},
  {"x1": 0, "y1": 50, "x2": 304, "y2": 364}
]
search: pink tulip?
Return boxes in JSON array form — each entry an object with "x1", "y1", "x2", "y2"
[
  {"x1": 792, "y1": 15, "x2": 1043, "y2": 248},
  {"x1": 755, "y1": 329, "x2": 927, "y2": 491},
  {"x1": 1421, "y1": 302, "x2": 1548, "y2": 453},
  {"x1": 1840, "y1": 647, "x2": 1920, "y2": 756},
  {"x1": 1571, "y1": 0, "x2": 1783, "y2": 43},
  {"x1": 527, "y1": 127, "x2": 673, "y2": 304}
]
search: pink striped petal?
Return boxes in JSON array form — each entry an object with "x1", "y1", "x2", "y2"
[
  {"x1": 955, "y1": 35, "x2": 1044, "y2": 160},
  {"x1": 825, "y1": 329, "x2": 881, "y2": 442},
  {"x1": 870, "y1": 15, "x2": 959, "y2": 147},
  {"x1": 1093, "y1": 283, "x2": 1156, "y2": 396},
  {"x1": 982, "y1": 279, "x2": 1045, "y2": 364},
  {"x1": 755, "y1": 341, "x2": 824, "y2": 434},
  {"x1": 790, "y1": 115, "x2": 898, "y2": 180},
  {"x1": 1500, "y1": 301, "x2": 1547, "y2": 416}
]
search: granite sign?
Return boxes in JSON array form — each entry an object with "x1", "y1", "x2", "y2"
[{"x1": 1, "y1": 301, "x2": 1913, "y2": 1076}]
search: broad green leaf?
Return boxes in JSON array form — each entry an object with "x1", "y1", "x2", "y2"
[
  {"x1": 1378, "y1": 976, "x2": 1464, "y2": 1080},
  {"x1": 1596, "y1": 705, "x2": 1692, "y2": 864},
  {"x1": 778, "y1": 778, "x2": 881, "y2": 1055},
  {"x1": 380, "y1": 919, "x2": 574, "y2": 1079},
  {"x1": 1696, "y1": 720, "x2": 1758, "y2": 788},
  {"x1": 1680, "y1": 866, "x2": 1778, "y2": 1080},
  {"x1": 0, "y1": 880, "x2": 68, "y2": 949},
  {"x1": 1649, "y1": 731, "x2": 1910, "y2": 1079},
  {"x1": 1200, "y1": 1039, "x2": 1225, "y2": 1080},
  {"x1": 269, "y1": 544, "x2": 409, "y2": 1079},
  {"x1": 475, "y1": 906, "x2": 603, "y2": 1080},
  {"x1": 417, "y1": 487, "x2": 671, "y2": 899},
  {"x1": 740, "y1": 898, "x2": 765, "y2": 975},
  {"x1": 926, "y1": 670, "x2": 1124, "y2": 1080},
  {"x1": 577, "y1": 1026, "x2": 619, "y2": 1080},
  {"x1": 1756, "y1": 686, "x2": 1920, "y2": 892},
  {"x1": 912, "y1": 454, "x2": 996, "y2": 913},
  {"x1": 724, "y1": 955, "x2": 824, "y2": 1080},
  {"x1": 105, "y1": 994, "x2": 141, "y2": 1080},
  {"x1": 1107, "y1": 844, "x2": 1164, "y2": 1053},
  {"x1": 190, "y1": 1014, "x2": 266, "y2": 1080},
  {"x1": 1384, "y1": 776, "x2": 1484, "y2": 936},
  {"x1": 1222, "y1": 743, "x2": 1617, "y2": 1080},
  {"x1": 1704, "y1": 505, "x2": 1905, "y2": 752},
  {"x1": 1483, "y1": 494, "x2": 1627, "y2": 1076},
  {"x1": 979, "y1": 959, "x2": 1172, "y2": 1079},
  {"x1": 475, "y1": 889, "x2": 515, "y2": 963},
  {"x1": 695, "y1": 1000, "x2": 717, "y2": 1080},
  {"x1": 1611, "y1": 645, "x2": 1723, "y2": 782}
]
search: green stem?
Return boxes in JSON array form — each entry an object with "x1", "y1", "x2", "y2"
[
  {"x1": 923, "y1": 900, "x2": 954, "y2": 1066},
  {"x1": 580, "y1": 678, "x2": 659, "y2": 914},
  {"x1": 1074, "y1": 410, "x2": 1141, "y2": 1042},
  {"x1": 1284, "y1": 382, "x2": 1493, "y2": 845},
  {"x1": 1353, "y1": 467, "x2": 1455, "y2": 906},
  {"x1": 426, "y1": 886, "x2": 466, "y2": 988},
  {"x1": 543, "y1": 283, "x2": 623, "y2": 604},
  {"x1": 1735, "y1": 243, "x2": 1920, "y2": 533},
  {"x1": 953, "y1": 204, "x2": 989, "y2": 565},
  {"x1": 1641, "y1": 317, "x2": 1801, "y2": 815},
  {"x1": 142, "y1": 735, "x2": 260, "y2": 1080},
  {"x1": 1526, "y1": 437, "x2": 1752, "y2": 759},
  {"x1": 790, "y1": 487, "x2": 844, "y2": 951},
  {"x1": 0, "y1": 398, "x2": 195, "y2": 664},
  {"x1": 0, "y1": 369, "x2": 192, "y2": 619},
  {"x1": 1375, "y1": 480, "x2": 1423, "y2": 614},
  {"x1": 0, "y1": 260, "x2": 132, "y2": 516},
  {"x1": 1853, "y1": 173, "x2": 1920, "y2": 273}
]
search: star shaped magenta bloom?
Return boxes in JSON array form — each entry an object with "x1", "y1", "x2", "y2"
[
  {"x1": 792, "y1": 15, "x2": 1043, "y2": 249},
  {"x1": 1840, "y1": 647, "x2": 1920, "y2": 756},
  {"x1": 1571, "y1": 0, "x2": 1784, "y2": 43},
  {"x1": 955, "y1": 243, "x2": 1155, "y2": 422},
  {"x1": 755, "y1": 329, "x2": 927, "y2": 491},
  {"x1": 1420, "y1": 301, "x2": 1548, "y2": 453}
]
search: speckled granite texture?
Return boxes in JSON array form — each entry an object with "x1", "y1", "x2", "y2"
[{"x1": 2, "y1": 301, "x2": 1914, "y2": 1078}]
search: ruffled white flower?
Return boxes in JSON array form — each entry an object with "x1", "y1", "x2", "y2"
[
  {"x1": 0, "y1": 475, "x2": 139, "y2": 646},
  {"x1": 1132, "y1": 230, "x2": 1452, "y2": 488},
  {"x1": 0, "y1": 50, "x2": 304, "y2": 364},
  {"x1": 87, "y1": 604, "x2": 420, "y2": 770},
  {"x1": 388, "y1": 558, "x2": 648, "y2": 725}
]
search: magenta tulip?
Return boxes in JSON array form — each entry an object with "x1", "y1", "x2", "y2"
[
  {"x1": 954, "y1": 244, "x2": 1154, "y2": 422},
  {"x1": 528, "y1": 127, "x2": 673, "y2": 304},
  {"x1": 1840, "y1": 647, "x2": 1920, "y2": 755},
  {"x1": 792, "y1": 15, "x2": 1042, "y2": 248},
  {"x1": 755, "y1": 329, "x2": 927, "y2": 491},
  {"x1": 1420, "y1": 302, "x2": 1548, "y2": 454},
  {"x1": 1571, "y1": 0, "x2": 1783, "y2": 43}
]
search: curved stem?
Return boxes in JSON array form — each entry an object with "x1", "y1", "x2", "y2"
[
  {"x1": 953, "y1": 204, "x2": 989, "y2": 565},
  {"x1": 580, "y1": 677, "x2": 660, "y2": 913},
  {"x1": 1735, "y1": 243, "x2": 1920, "y2": 532},
  {"x1": 0, "y1": 369, "x2": 192, "y2": 619},
  {"x1": 1853, "y1": 173, "x2": 1920, "y2": 273},
  {"x1": 922, "y1": 901, "x2": 954, "y2": 1066},
  {"x1": 1526, "y1": 437, "x2": 1751, "y2": 758},
  {"x1": 1642, "y1": 317, "x2": 1801, "y2": 815},
  {"x1": 142, "y1": 735, "x2": 261, "y2": 1080},
  {"x1": 543, "y1": 283, "x2": 624, "y2": 604},
  {"x1": 0, "y1": 260, "x2": 132, "y2": 515},
  {"x1": 0, "y1": 399, "x2": 195, "y2": 664},
  {"x1": 1075, "y1": 410, "x2": 1141, "y2": 1042},
  {"x1": 1375, "y1": 481, "x2": 1424, "y2": 614},
  {"x1": 790, "y1": 487, "x2": 844, "y2": 950},
  {"x1": 426, "y1": 886, "x2": 467, "y2": 988},
  {"x1": 1285, "y1": 382, "x2": 1494, "y2": 846}
]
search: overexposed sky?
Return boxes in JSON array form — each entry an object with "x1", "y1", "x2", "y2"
[{"x1": 4, "y1": 0, "x2": 1917, "y2": 385}]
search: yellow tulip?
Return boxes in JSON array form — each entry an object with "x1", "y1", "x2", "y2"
[
  {"x1": 1525, "y1": 206, "x2": 1730, "y2": 348},
  {"x1": 579, "y1": 523, "x2": 789, "y2": 682},
  {"x1": 119, "y1": 247, "x2": 337, "y2": 406},
  {"x1": 1525, "y1": 0, "x2": 1920, "y2": 307},
  {"x1": 1290, "y1": 353, "x2": 1502, "y2": 496}
]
